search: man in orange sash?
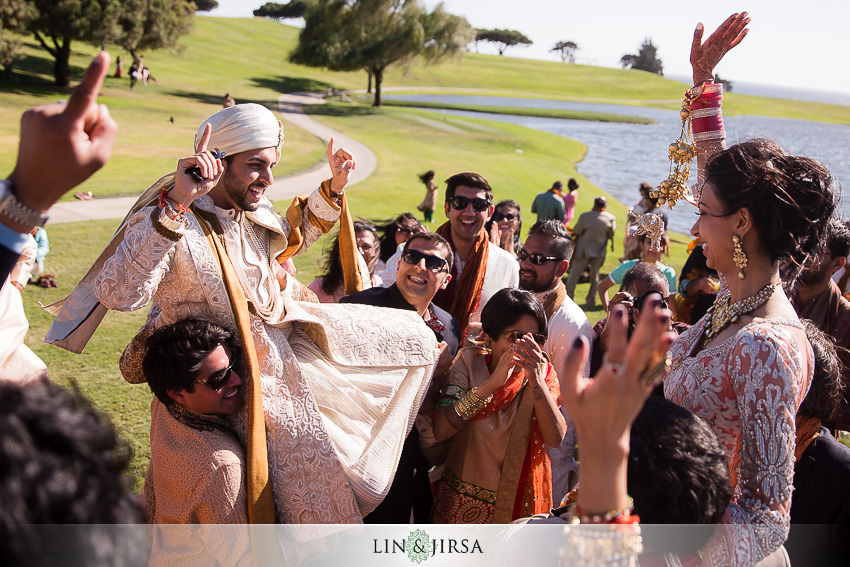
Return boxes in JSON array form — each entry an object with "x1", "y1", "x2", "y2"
[{"x1": 382, "y1": 172, "x2": 519, "y2": 338}]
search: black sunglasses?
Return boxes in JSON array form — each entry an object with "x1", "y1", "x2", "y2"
[
  {"x1": 195, "y1": 350, "x2": 241, "y2": 391},
  {"x1": 503, "y1": 329, "x2": 547, "y2": 346},
  {"x1": 492, "y1": 212, "x2": 517, "y2": 222},
  {"x1": 401, "y1": 249, "x2": 448, "y2": 273},
  {"x1": 633, "y1": 290, "x2": 668, "y2": 314},
  {"x1": 449, "y1": 196, "x2": 491, "y2": 212},
  {"x1": 516, "y1": 249, "x2": 563, "y2": 265}
]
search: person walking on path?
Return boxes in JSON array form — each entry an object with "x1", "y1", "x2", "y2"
[
  {"x1": 417, "y1": 170, "x2": 439, "y2": 223},
  {"x1": 565, "y1": 196, "x2": 615, "y2": 306},
  {"x1": 531, "y1": 181, "x2": 566, "y2": 223}
]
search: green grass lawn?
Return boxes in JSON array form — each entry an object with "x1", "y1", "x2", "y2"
[{"x1": 6, "y1": 14, "x2": 846, "y2": 485}]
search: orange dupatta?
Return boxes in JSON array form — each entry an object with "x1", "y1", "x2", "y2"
[
  {"x1": 433, "y1": 223, "x2": 489, "y2": 339},
  {"x1": 475, "y1": 359, "x2": 559, "y2": 521}
]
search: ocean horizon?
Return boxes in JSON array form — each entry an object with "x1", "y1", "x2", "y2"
[{"x1": 666, "y1": 74, "x2": 850, "y2": 107}]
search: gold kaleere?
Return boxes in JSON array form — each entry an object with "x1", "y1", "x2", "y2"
[
  {"x1": 652, "y1": 94, "x2": 698, "y2": 208},
  {"x1": 631, "y1": 90, "x2": 700, "y2": 252}
]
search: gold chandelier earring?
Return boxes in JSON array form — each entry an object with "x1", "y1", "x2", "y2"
[{"x1": 732, "y1": 234, "x2": 748, "y2": 280}]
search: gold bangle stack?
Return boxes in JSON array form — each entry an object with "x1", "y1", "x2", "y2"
[{"x1": 454, "y1": 387, "x2": 493, "y2": 420}]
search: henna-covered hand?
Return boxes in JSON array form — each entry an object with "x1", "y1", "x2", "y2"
[{"x1": 690, "y1": 12, "x2": 750, "y2": 85}]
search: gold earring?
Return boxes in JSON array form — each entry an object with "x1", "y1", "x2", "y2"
[{"x1": 732, "y1": 234, "x2": 747, "y2": 279}]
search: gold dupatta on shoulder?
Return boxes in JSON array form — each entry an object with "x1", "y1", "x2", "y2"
[{"x1": 193, "y1": 208, "x2": 275, "y2": 525}]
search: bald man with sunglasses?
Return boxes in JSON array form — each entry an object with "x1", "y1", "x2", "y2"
[{"x1": 142, "y1": 319, "x2": 251, "y2": 564}]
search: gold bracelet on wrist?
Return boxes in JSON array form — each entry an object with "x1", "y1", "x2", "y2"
[{"x1": 454, "y1": 387, "x2": 492, "y2": 420}]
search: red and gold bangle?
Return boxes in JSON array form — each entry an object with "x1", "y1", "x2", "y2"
[{"x1": 689, "y1": 82, "x2": 724, "y2": 139}]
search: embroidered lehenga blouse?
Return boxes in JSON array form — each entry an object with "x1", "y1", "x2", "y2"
[
  {"x1": 665, "y1": 316, "x2": 812, "y2": 566},
  {"x1": 432, "y1": 347, "x2": 560, "y2": 524}
]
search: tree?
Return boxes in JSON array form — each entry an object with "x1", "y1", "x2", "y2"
[
  {"x1": 0, "y1": 0, "x2": 35, "y2": 80},
  {"x1": 620, "y1": 38, "x2": 663, "y2": 75},
  {"x1": 291, "y1": 0, "x2": 472, "y2": 107},
  {"x1": 253, "y1": 1, "x2": 308, "y2": 20},
  {"x1": 191, "y1": 0, "x2": 217, "y2": 10},
  {"x1": 475, "y1": 28, "x2": 531, "y2": 56},
  {"x1": 114, "y1": 0, "x2": 195, "y2": 63},
  {"x1": 550, "y1": 40, "x2": 577, "y2": 63},
  {"x1": 21, "y1": 0, "x2": 121, "y2": 87},
  {"x1": 714, "y1": 73, "x2": 733, "y2": 92}
]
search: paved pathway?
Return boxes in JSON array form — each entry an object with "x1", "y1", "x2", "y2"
[{"x1": 47, "y1": 93, "x2": 377, "y2": 224}]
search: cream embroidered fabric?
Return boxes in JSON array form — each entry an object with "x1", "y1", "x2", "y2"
[
  {"x1": 665, "y1": 317, "x2": 810, "y2": 566},
  {"x1": 96, "y1": 191, "x2": 437, "y2": 524}
]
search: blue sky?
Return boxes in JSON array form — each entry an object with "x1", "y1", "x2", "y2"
[{"x1": 207, "y1": 0, "x2": 850, "y2": 95}]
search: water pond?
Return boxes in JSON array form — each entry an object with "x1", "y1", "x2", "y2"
[{"x1": 387, "y1": 94, "x2": 850, "y2": 235}]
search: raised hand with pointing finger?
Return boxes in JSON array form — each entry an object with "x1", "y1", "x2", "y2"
[
  {"x1": 168, "y1": 123, "x2": 225, "y2": 209},
  {"x1": 7, "y1": 51, "x2": 118, "y2": 224}
]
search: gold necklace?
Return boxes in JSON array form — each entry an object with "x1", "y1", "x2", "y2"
[{"x1": 704, "y1": 283, "x2": 776, "y2": 342}]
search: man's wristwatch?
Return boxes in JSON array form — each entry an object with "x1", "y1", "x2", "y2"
[{"x1": 0, "y1": 178, "x2": 50, "y2": 232}]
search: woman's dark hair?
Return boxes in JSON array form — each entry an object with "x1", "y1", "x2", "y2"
[
  {"x1": 640, "y1": 182, "x2": 659, "y2": 207},
  {"x1": 376, "y1": 213, "x2": 423, "y2": 263},
  {"x1": 484, "y1": 200, "x2": 522, "y2": 252},
  {"x1": 481, "y1": 288, "x2": 547, "y2": 341},
  {"x1": 706, "y1": 139, "x2": 837, "y2": 287},
  {"x1": 320, "y1": 221, "x2": 378, "y2": 295},
  {"x1": 143, "y1": 318, "x2": 242, "y2": 407},
  {"x1": 567, "y1": 178, "x2": 579, "y2": 191},
  {"x1": 799, "y1": 321, "x2": 845, "y2": 422},
  {"x1": 419, "y1": 170, "x2": 435, "y2": 184}
]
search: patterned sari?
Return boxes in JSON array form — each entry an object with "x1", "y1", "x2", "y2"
[{"x1": 432, "y1": 347, "x2": 560, "y2": 523}]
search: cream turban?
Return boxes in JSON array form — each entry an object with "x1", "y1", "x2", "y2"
[
  {"x1": 194, "y1": 103, "x2": 284, "y2": 160},
  {"x1": 45, "y1": 103, "x2": 286, "y2": 353}
]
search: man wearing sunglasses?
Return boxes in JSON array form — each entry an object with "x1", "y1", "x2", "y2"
[
  {"x1": 382, "y1": 172, "x2": 519, "y2": 339},
  {"x1": 142, "y1": 319, "x2": 250, "y2": 551},
  {"x1": 341, "y1": 232, "x2": 460, "y2": 523},
  {"x1": 518, "y1": 220, "x2": 592, "y2": 504}
]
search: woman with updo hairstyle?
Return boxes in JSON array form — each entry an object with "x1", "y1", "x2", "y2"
[
  {"x1": 664, "y1": 14, "x2": 838, "y2": 566},
  {"x1": 430, "y1": 288, "x2": 565, "y2": 523}
]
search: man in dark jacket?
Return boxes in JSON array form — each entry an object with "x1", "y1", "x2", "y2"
[{"x1": 341, "y1": 231, "x2": 460, "y2": 522}]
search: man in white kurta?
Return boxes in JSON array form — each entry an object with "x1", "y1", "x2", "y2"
[
  {"x1": 381, "y1": 172, "x2": 518, "y2": 332},
  {"x1": 519, "y1": 221, "x2": 592, "y2": 503},
  {"x1": 87, "y1": 104, "x2": 436, "y2": 523}
]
